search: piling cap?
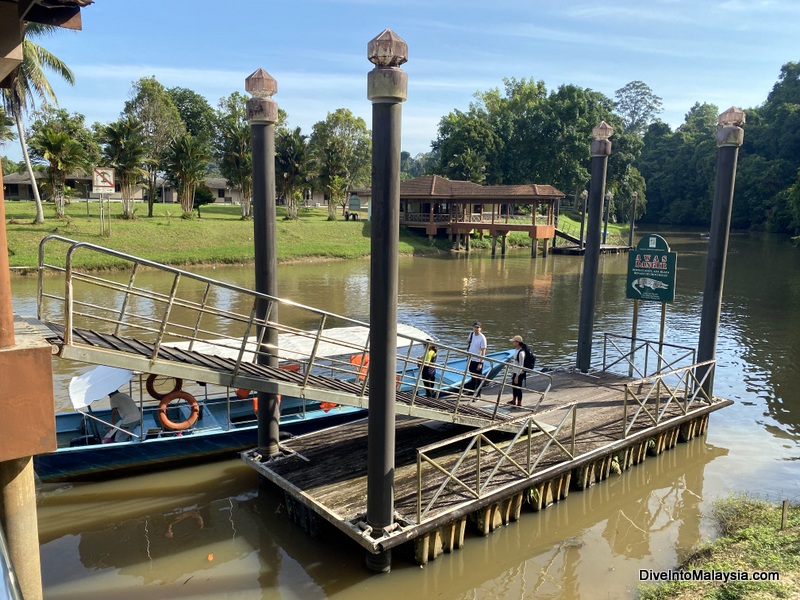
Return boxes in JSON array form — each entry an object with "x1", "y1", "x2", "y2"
[
  {"x1": 245, "y1": 68, "x2": 277, "y2": 98},
  {"x1": 368, "y1": 29, "x2": 408, "y2": 67}
]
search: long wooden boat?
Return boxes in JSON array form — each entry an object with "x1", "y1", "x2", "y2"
[{"x1": 34, "y1": 324, "x2": 432, "y2": 483}]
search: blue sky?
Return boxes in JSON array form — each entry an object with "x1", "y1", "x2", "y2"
[{"x1": 4, "y1": 0, "x2": 798, "y2": 162}]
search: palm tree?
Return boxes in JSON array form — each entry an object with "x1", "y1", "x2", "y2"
[
  {"x1": 2, "y1": 23, "x2": 74, "y2": 224},
  {"x1": 276, "y1": 126, "x2": 309, "y2": 220},
  {"x1": 102, "y1": 117, "x2": 148, "y2": 218},
  {"x1": 164, "y1": 133, "x2": 210, "y2": 216},
  {"x1": 28, "y1": 126, "x2": 89, "y2": 217}
]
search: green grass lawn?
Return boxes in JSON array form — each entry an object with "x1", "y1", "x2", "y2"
[
  {"x1": 4, "y1": 200, "x2": 630, "y2": 270},
  {"x1": 3, "y1": 200, "x2": 451, "y2": 270}
]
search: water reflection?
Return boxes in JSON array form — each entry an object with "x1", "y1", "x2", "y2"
[{"x1": 37, "y1": 439, "x2": 726, "y2": 599}]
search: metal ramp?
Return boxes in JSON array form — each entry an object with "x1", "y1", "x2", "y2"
[{"x1": 34, "y1": 236, "x2": 551, "y2": 431}]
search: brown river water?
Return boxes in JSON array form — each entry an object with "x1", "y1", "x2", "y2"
[{"x1": 9, "y1": 229, "x2": 800, "y2": 599}]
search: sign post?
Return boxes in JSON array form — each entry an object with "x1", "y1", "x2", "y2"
[
  {"x1": 626, "y1": 235, "x2": 678, "y2": 376},
  {"x1": 92, "y1": 167, "x2": 115, "y2": 237}
]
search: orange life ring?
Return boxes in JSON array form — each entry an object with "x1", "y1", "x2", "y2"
[
  {"x1": 157, "y1": 391, "x2": 199, "y2": 431},
  {"x1": 235, "y1": 388, "x2": 251, "y2": 399},
  {"x1": 146, "y1": 374, "x2": 183, "y2": 400}
]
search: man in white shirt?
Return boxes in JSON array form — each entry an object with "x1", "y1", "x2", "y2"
[{"x1": 466, "y1": 322, "x2": 487, "y2": 398}]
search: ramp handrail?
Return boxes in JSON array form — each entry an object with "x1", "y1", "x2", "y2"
[
  {"x1": 37, "y1": 235, "x2": 548, "y2": 424},
  {"x1": 415, "y1": 402, "x2": 577, "y2": 523}
]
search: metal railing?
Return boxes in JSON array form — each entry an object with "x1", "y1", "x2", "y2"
[
  {"x1": 602, "y1": 333, "x2": 697, "y2": 379},
  {"x1": 402, "y1": 212, "x2": 550, "y2": 227},
  {"x1": 622, "y1": 359, "x2": 716, "y2": 438},
  {"x1": 37, "y1": 235, "x2": 547, "y2": 423},
  {"x1": 415, "y1": 402, "x2": 577, "y2": 523}
]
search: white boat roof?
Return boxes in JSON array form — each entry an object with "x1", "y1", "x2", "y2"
[{"x1": 68, "y1": 324, "x2": 432, "y2": 410}]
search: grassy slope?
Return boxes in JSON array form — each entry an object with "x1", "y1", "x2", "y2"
[
  {"x1": 4, "y1": 200, "x2": 626, "y2": 270},
  {"x1": 638, "y1": 496, "x2": 800, "y2": 600}
]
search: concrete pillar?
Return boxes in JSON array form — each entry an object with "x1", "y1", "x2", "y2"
[
  {"x1": 576, "y1": 121, "x2": 613, "y2": 372},
  {"x1": 365, "y1": 28, "x2": 408, "y2": 573},
  {"x1": 491, "y1": 236, "x2": 497, "y2": 257},
  {"x1": 0, "y1": 458, "x2": 42, "y2": 600},
  {"x1": 697, "y1": 108, "x2": 745, "y2": 397},
  {"x1": 465, "y1": 232, "x2": 471, "y2": 252},
  {"x1": 246, "y1": 68, "x2": 281, "y2": 457}
]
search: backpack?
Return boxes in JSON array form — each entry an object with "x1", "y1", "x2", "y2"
[{"x1": 522, "y1": 345, "x2": 536, "y2": 370}]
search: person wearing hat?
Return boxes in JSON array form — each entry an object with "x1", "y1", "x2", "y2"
[
  {"x1": 466, "y1": 322, "x2": 487, "y2": 398},
  {"x1": 508, "y1": 335, "x2": 529, "y2": 406}
]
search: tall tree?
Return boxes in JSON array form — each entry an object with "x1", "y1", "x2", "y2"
[
  {"x1": 102, "y1": 116, "x2": 148, "y2": 218},
  {"x1": 28, "y1": 125, "x2": 89, "y2": 217},
  {"x1": 164, "y1": 133, "x2": 209, "y2": 216},
  {"x1": 308, "y1": 108, "x2": 370, "y2": 219},
  {"x1": 1, "y1": 23, "x2": 74, "y2": 223},
  {"x1": 614, "y1": 81, "x2": 663, "y2": 135},
  {"x1": 276, "y1": 126, "x2": 309, "y2": 220},
  {"x1": 167, "y1": 87, "x2": 215, "y2": 146},
  {"x1": 123, "y1": 77, "x2": 185, "y2": 217},
  {"x1": 215, "y1": 92, "x2": 252, "y2": 218}
]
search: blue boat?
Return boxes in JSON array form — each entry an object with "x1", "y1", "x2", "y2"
[{"x1": 34, "y1": 324, "x2": 431, "y2": 483}]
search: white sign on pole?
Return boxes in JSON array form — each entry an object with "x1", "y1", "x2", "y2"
[{"x1": 92, "y1": 167, "x2": 115, "y2": 192}]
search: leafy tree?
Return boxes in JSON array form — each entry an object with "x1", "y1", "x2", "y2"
[
  {"x1": 308, "y1": 108, "x2": 370, "y2": 219},
  {"x1": 167, "y1": 87, "x2": 216, "y2": 146},
  {"x1": 29, "y1": 125, "x2": 90, "y2": 217},
  {"x1": 163, "y1": 132, "x2": 209, "y2": 216},
  {"x1": 276, "y1": 126, "x2": 309, "y2": 220},
  {"x1": 433, "y1": 107, "x2": 502, "y2": 183},
  {"x1": 102, "y1": 116, "x2": 148, "y2": 218},
  {"x1": 400, "y1": 151, "x2": 434, "y2": 180},
  {"x1": 29, "y1": 106, "x2": 100, "y2": 166},
  {"x1": 215, "y1": 92, "x2": 252, "y2": 218},
  {"x1": 0, "y1": 107, "x2": 14, "y2": 146},
  {"x1": 193, "y1": 184, "x2": 215, "y2": 217},
  {"x1": 2, "y1": 23, "x2": 74, "y2": 223},
  {"x1": 123, "y1": 76, "x2": 185, "y2": 217},
  {"x1": 614, "y1": 81, "x2": 663, "y2": 135}
]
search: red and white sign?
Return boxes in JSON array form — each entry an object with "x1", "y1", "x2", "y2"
[{"x1": 92, "y1": 167, "x2": 115, "y2": 192}]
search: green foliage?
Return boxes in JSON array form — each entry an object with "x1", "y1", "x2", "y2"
[
  {"x1": 28, "y1": 125, "x2": 91, "y2": 217},
  {"x1": 164, "y1": 133, "x2": 210, "y2": 215},
  {"x1": 167, "y1": 86, "x2": 215, "y2": 146},
  {"x1": 123, "y1": 76, "x2": 186, "y2": 217},
  {"x1": 215, "y1": 92, "x2": 252, "y2": 218},
  {"x1": 276, "y1": 126, "x2": 309, "y2": 220},
  {"x1": 308, "y1": 108, "x2": 371, "y2": 212},
  {"x1": 614, "y1": 80, "x2": 664, "y2": 135},
  {"x1": 101, "y1": 116, "x2": 148, "y2": 218}
]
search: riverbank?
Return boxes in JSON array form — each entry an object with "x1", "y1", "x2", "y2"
[
  {"x1": 638, "y1": 495, "x2": 799, "y2": 599},
  {"x1": 4, "y1": 201, "x2": 602, "y2": 271}
]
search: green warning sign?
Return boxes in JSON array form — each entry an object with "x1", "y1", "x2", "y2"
[{"x1": 626, "y1": 235, "x2": 677, "y2": 303}]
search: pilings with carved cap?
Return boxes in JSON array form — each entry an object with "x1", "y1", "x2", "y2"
[
  {"x1": 697, "y1": 107, "x2": 746, "y2": 397},
  {"x1": 576, "y1": 121, "x2": 613, "y2": 373},
  {"x1": 365, "y1": 28, "x2": 407, "y2": 574},
  {"x1": 246, "y1": 68, "x2": 281, "y2": 457}
]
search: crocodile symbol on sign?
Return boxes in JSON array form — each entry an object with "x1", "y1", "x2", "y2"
[{"x1": 631, "y1": 277, "x2": 669, "y2": 295}]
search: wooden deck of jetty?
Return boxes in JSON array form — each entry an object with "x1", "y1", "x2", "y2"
[{"x1": 243, "y1": 368, "x2": 732, "y2": 564}]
